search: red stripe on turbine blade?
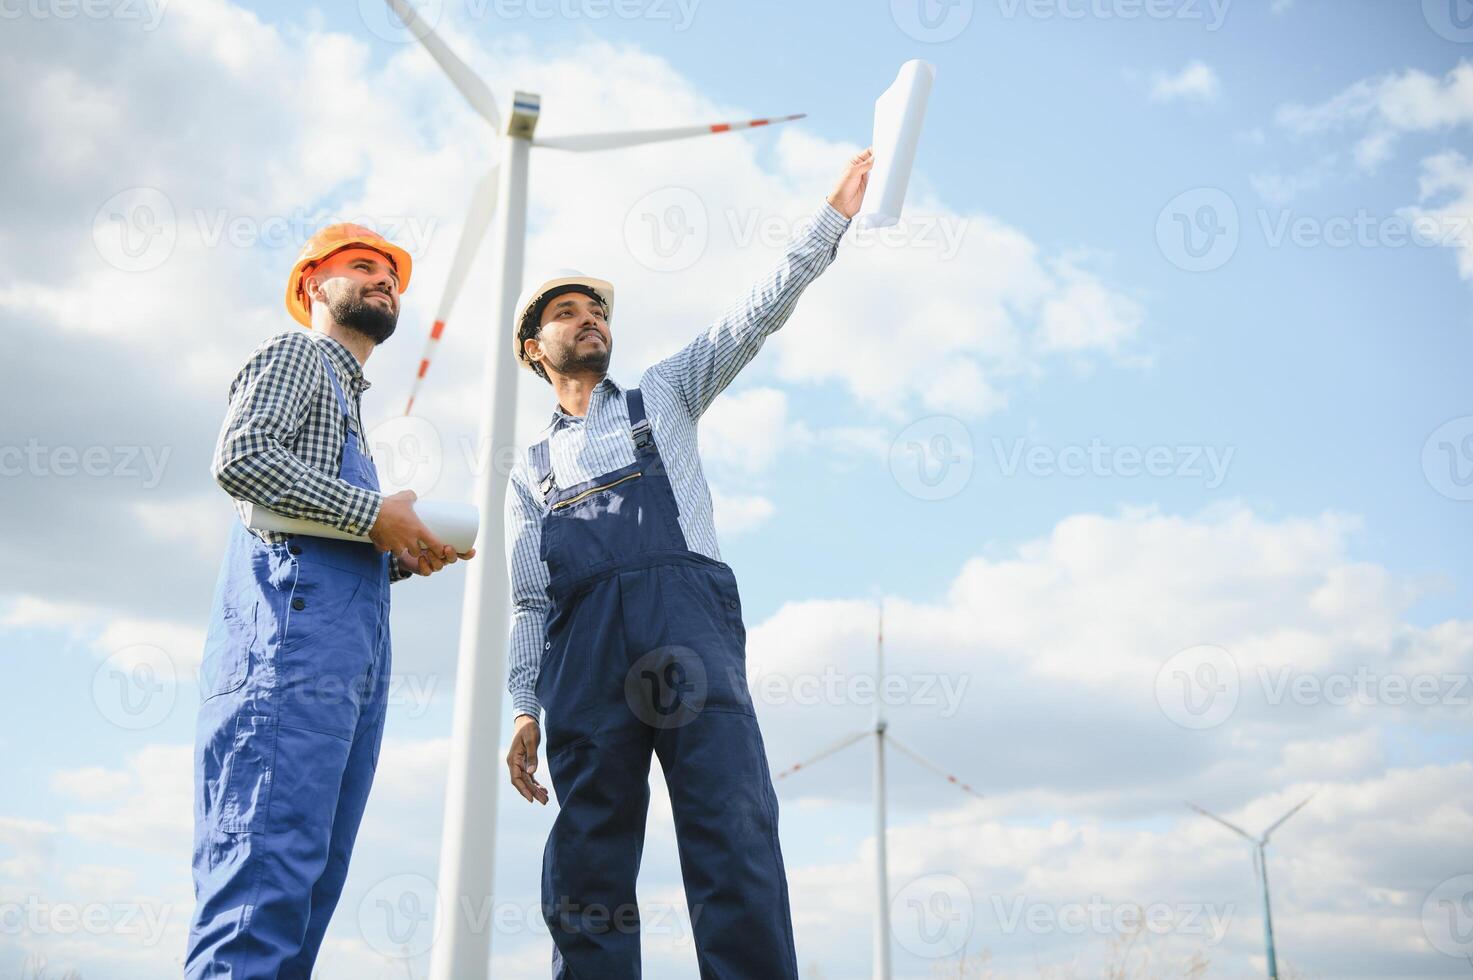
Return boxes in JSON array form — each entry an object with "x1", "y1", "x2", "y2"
[
  {"x1": 405, "y1": 397, "x2": 415, "y2": 415},
  {"x1": 417, "y1": 359, "x2": 430, "y2": 379},
  {"x1": 750, "y1": 119, "x2": 769, "y2": 127},
  {"x1": 710, "y1": 123, "x2": 731, "y2": 133},
  {"x1": 430, "y1": 319, "x2": 446, "y2": 340}
]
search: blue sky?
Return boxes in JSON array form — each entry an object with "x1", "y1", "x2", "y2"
[{"x1": 1, "y1": 0, "x2": 1471, "y2": 977}]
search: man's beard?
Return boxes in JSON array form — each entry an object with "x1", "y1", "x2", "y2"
[
  {"x1": 330, "y1": 288, "x2": 398, "y2": 344},
  {"x1": 551, "y1": 334, "x2": 611, "y2": 375}
]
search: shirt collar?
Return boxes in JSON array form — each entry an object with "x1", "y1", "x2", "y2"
[
  {"x1": 549, "y1": 375, "x2": 621, "y2": 427},
  {"x1": 310, "y1": 333, "x2": 371, "y2": 395}
]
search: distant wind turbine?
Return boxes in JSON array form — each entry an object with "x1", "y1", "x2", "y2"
[
  {"x1": 775, "y1": 601, "x2": 983, "y2": 980},
  {"x1": 1187, "y1": 794, "x2": 1314, "y2": 980}
]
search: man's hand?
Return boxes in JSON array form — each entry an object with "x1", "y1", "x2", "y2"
[
  {"x1": 507, "y1": 713, "x2": 548, "y2": 805},
  {"x1": 396, "y1": 546, "x2": 476, "y2": 577},
  {"x1": 826, "y1": 146, "x2": 874, "y2": 219},
  {"x1": 368, "y1": 489, "x2": 460, "y2": 573}
]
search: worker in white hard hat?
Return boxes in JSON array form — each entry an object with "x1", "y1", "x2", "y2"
[{"x1": 504, "y1": 148, "x2": 874, "y2": 977}]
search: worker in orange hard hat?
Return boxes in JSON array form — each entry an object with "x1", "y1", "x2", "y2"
[
  {"x1": 284, "y1": 222, "x2": 414, "y2": 332},
  {"x1": 186, "y1": 221, "x2": 471, "y2": 979}
]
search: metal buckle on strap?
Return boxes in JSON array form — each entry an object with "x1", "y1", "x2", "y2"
[
  {"x1": 538, "y1": 472, "x2": 556, "y2": 500},
  {"x1": 630, "y1": 419, "x2": 652, "y2": 450}
]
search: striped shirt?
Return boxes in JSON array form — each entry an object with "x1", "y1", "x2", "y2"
[
  {"x1": 212, "y1": 329, "x2": 409, "y2": 582},
  {"x1": 506, "y1": 200, "x2": 852, "y2": 720}
]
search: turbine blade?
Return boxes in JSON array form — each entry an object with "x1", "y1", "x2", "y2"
[
  {"x1": 404, "y1": 166, "x2": 499, "y2": 415},
  {"x1": 533, "y1": 113, "x2": 805, "y2": 152},
  {"x1": 1186, "y1": 802, "x2": 1256, "y2": 843},
  {"x1": 773, "y1": 729, "x2": 869, "y2": 782},
  {"x1": 385, "y1": 0, "x2": 501, "y2": 131},
  {"x1": 885, "y1": 734, "x2": 984, "y2": 800},
  {"x1": 1261, "y1": 792, "x2": 1315, "y2": 843}
]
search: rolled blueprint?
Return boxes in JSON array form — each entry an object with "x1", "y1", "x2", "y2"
[
  {"x1": 855, "y1": 59, "x2": 936, "y2": 232},
  {"x1": 245, "y1": 499, "x2": 480, "y2": 553}
]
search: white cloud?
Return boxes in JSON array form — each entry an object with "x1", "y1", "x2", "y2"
[
  {"x1": 1276, "y1": 62, "x2": 1473, "y2": 174},
  {"x1": 1399, "y1": 150, "x2": 1473, "y2": 280},
  {"x1": 1149, "y1": 61, "x2": 1222, "y2": 104}
]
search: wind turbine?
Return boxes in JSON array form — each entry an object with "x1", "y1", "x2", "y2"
[
  {"x1": 774, "y1": 601, "x2": 983, "y2": 980},
  {"x1": 1186, "y1": 794, "x2": 1314, "y2": 980},
  {"x1": 378, "y1": 4, "x2": 805, "y2": 979}
]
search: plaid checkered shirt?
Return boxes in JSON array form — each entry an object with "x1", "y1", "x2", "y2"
[
  {"x1": 505, "y1": 200, "x2": 852, "y2": 721},
  {"x1": 212, "y1": 329, "x2": 410, "y2": 583}
]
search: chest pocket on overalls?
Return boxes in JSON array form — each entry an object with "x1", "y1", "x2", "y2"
[{"x1": 200, "y1": 600, "x2": 258, "y2": 700}]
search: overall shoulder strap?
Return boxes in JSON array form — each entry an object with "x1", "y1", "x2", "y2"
[
  {"x1": 625, "y1": 387, "x2": 652, "y2": 451},
  {"x1": 529, "y1": 438, "x2": 555, "y2": 502},
  {"x1": 312, "y1": 342, "x2": 352, "y2": 418}
]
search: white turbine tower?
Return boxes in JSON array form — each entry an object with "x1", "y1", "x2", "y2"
[
  {"x1": 774, "y1": 601, "x2": 983, "y2": 980},
  {"x1": 379, "y1": 4, "x2": 805, "y2": 978},
  {"x1": 1187, "y1": 794, "x2": 1314, "y2": 980}
]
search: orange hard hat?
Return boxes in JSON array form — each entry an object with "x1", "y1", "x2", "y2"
[{"x1": 285, "y1": 223, "x2": 413, "y2": 327}]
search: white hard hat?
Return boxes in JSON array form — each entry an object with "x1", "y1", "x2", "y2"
[{"x1": 513, "y1": 269, "x2": 616, "y2": 376}]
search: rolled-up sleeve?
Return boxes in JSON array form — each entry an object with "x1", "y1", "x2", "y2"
[
  {"x1": 646, "y1": 200, "x2": 850, "y2": 420},
  {"x1": 505, "y1": 460, "x2": 550, "y2": 721}
]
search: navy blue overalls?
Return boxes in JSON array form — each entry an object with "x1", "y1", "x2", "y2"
[
  {"x1": 529, "y1": 387, "x2": 799, "y2": 979},
  {"x1": 186, "y1": 344, "x2": 392, "y2": 978}
]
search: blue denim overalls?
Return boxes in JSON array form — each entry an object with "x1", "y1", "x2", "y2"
[
  {"x1": 530, "y1": 386, "x2": 799, "y2": 979},
  {"x1": 186, "y1": 343, "x2": 392, "y2": 978}
]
